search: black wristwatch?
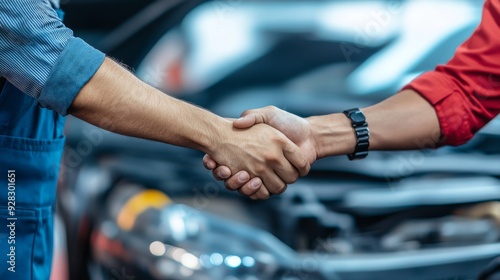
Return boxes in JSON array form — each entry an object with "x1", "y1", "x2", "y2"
[{"x1": 343, "y1": 108, "x2": 370, "y2": 160}]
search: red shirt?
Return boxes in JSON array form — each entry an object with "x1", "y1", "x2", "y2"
[{"x1": 403, "y1": 0, "x2": 500, "y2": 146}]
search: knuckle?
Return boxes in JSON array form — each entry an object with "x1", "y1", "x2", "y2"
[
  {"x1": 257, "y1": 188, "x2": 270, "y2": 200},
  {"x1": 254, "y1": 165, "x2": 267, "y2": 176},
  {"x1": 260, "y1": 193, "x2": 270, "y2": 200},
  {"x1": 265, "y1": 105, "x2": 278, "y2": 112},
  {"x1": 213, "y1": 170, "x2": 223, "y2": 181},
  {"x1": 303, "y1": 160, "x2": 311, "y2": 174},
  {"x1": 273, "y1": 183, "x2": 287, "y2": 195},
  {"x1": 299, "y1": 158, "x2": 309, "y2": 171},
  {"x1": 284, "y1": 141, "x2": 297, "y2": 153},
  {"x1": 238, "y1": 187, "x2": 250, "y2": 197},
  {"x1": 243, "y1": 183, "x2": 259, "y2": 196},
  {"x1": 224, "y1": 179, "x2": 238, "y2": 191},
  {"x1": 265, "y1": 153, "x2": 281, "y2": 165},
  {"x1": 294, "y1": 156, "x2": 309, "y2": 175},
  {"x1": 287, "y1": 173, "x2": 299, "y2": 184},
  {"x1": 241, "y1": 109, "x2": 253, "y2": 117}
]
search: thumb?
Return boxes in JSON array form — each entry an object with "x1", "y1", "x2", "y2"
[{"x1": 233, "y1": 112, "x2": 264, "y2": 129}]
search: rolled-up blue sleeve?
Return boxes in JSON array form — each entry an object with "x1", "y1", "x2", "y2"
[{"x1": 0, "y1": 0, "x2": 105, "y2": 115}]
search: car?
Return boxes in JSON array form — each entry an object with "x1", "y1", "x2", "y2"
[{"x1": 59, "y1": 1, "x2": 500, "y2": 279}]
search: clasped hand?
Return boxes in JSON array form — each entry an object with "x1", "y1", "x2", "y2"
[{"x1": 204, "y1": 106, "x2": 319, "y2": 199}]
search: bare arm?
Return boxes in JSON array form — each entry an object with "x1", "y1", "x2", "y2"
[
  {"x1": 69, "y1": 58, "x2": 310, "y2": 199},
  {"x1": 204, "y1": 89, "x2": 441, "y2": 191},
  {"x1": 208, "y1": 0, "x2": 500, "y2": 194},
  {"x1": 310, "y1": 89, "x2": 441, "y2": 158},
  {"x1": 69, "y1": 58, "x2": 226, "y2": 153}
]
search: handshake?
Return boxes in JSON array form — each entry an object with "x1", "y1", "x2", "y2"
[
  {"x1": 200, "y1": 90, "x2": 441, "y2": 199},
  {"x1": 202, "y1": 105, "x2": 358, "y2": 200}
]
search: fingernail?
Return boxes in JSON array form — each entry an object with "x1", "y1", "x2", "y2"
[
  {"x1": 238, "y1": 172, "x2": 248, "y2": 182},
  {"x1": 250, "y1": 180, "x2": 260, "y2": 188},
  {"x1": 218, "y1": 170, "x2": 228, "y2": 178}
]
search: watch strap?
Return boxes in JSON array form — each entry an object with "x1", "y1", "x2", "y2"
[{"x1": 343, "y1": 108, "x2": 370, "y2": 160}]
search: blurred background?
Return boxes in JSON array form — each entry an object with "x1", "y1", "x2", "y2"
[{"x1": 51, "y1": 0, "x2": 500, "y2": 279}]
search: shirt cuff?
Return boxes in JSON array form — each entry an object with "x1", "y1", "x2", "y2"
[
  {"x1": 39, "y1": 37, "x2": 105, "y2": 115},
  {"x1": 402, "y1": 71, "x2": 473, "y2": 147}
]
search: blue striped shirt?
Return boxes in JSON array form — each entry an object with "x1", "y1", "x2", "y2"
[{"x1": 0, "y1": 0, "x2": 105, "y2": 115}]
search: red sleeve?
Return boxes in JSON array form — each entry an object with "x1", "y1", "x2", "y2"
[{"x1": 402, "y1": 0, "x2": 500, "y2": 146}]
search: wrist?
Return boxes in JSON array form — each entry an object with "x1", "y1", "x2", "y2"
[
  {"x1": 171, "y1": 99, "x2": 232, "y2": 155},
  {"x1": 203, "y1": 117, "x2": 233, "y2": 155},
  {"x1": 307, "y1": 114, "x2": 357, "y2": 159}
]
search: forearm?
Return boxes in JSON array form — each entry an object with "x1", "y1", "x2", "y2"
[
  {"x1": 308, "y1": 89, "x2": 441, "y2": 158},
  {"x1": 68, "y1": 58, "x2": 226, "y2": 153}
]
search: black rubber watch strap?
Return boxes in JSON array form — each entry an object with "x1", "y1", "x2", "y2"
[{"x1": 343, "y1": 108, "x2": 370, "y2": 160}]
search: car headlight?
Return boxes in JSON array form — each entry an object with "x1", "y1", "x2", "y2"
[
  {"x1": 94, "y1": 185, "x2": 295, "y2": 280},
  {"x1": 145, "y1": 203, "x2": 286, "y2": 280}
]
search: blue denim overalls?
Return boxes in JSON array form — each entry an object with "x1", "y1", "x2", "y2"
[{"x1": 0, "y1": 9, "x2": 66, "y2": 278}]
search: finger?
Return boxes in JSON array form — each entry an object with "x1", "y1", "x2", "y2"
[
  {"x1": 250, "y1": 184, "x2": 270, "y2": 200},
  {"x1": 273, "y1": 159, "x2": 300, "y2": 185},
  {"x1": 212, "y1": 166, "x2": 232, "y2": 181},
  {"x1": 283, "y1": 142, "x2": 311, "y2": 177},
  {"x1": 260, "y1": 170, "x2": 287, "y2": 195},
  {"x1": 237, "y1": 177, "x2": 263, "y2": 196},
  {"x1": 202, "y1": 154, "x2": 217, "y2": 170},
  {"x1": 224, "y1": 171, "x2": 251, "y2": 190}
]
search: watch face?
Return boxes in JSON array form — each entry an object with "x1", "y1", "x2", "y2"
[{"x1": 351, "y1": 111, "x2": 366, "y2": 123}]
